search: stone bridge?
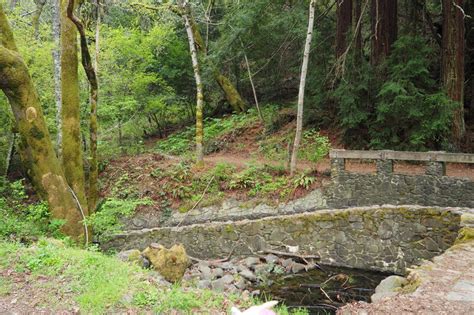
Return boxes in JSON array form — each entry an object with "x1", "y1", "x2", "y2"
[{"x1": 106, "y1": 150, "x2": 474, "y2": 275}]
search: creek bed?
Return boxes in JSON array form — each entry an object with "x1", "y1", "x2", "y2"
[{"x1": 257, "y1": 265, "x2": 391, "y2": 314}]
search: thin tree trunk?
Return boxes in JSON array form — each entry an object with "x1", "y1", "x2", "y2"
[
  {"x1": 442, "y1": 0, "x2": 465, "y2": 146},
  {"x1": 32, "y1": 0, "x2": 47, "y2": 39},
  {"x1": 52, "y1": 0, "x2": 62, "y2": 155},
  {"x1": 353, "y1": 0, "x2": 363, "y2": 61},
  {"x1": 60, "y1": 0, "x2": 89, "y2": 214},
  {"x1": 290, "y1": 0, "x2": 316, "y2": 176},
  {"x1": 67, "y1": 0, "x2": 99, "y2": 212},
  {"x1": 182, "y1": 1, "x2": 204, "y2": 163},
  {"x1": 336, "y1": 0, "x2": 353, "y2": 59},
  {"x1": 241, "y1": 42, "x2": 264, "y2": 124},
  {"x1": 0, "y1": 4, "x2": 87, "y2": 240},
  {"x1": 4, "y1": 132, "x2": 15, "y2": 176}
]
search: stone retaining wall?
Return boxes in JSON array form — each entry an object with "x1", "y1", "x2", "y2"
[
  {"x1": 105, "y1": 206, "x2": 465, "y2": 274},
  {"x1": 327, "y1": 150, "x2": 474, "y2": 208}
]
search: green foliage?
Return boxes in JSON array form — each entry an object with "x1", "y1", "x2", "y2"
[
  {"x1": 86, "y1": 198, "x2": 152, "y2": 240},
  {"x1": 370, "y1": 36, "x2": 455, "y2": 150},
  {"x1": 0, "y1": 239, "x2": 299, "y2": 314},
  {"x1": 156, "y1": 109, "x2": 260, "y2": 155},
  {"x1": 0, "y1": 178, "x2": 65, "y2": 241},
  {"x1": 299, "y1": 130, "x2": 331, "y2": 162},
  {"x1": 293, "y1": 173, "x2": 316, "y2": 190}
]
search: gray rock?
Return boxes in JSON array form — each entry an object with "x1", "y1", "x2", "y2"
[
  {"x1": 211, "y1": 274, "x2": 235, "y2": 291},
  {"x1": 281, "y1": 258, "x2": 294, "y2": 268},
  {"x1": 117, "y1": 249, "x2": 141, "y2": 263},
  {"x1": 240, "y1": 268, "x2": 257, "y2": 281},
  {"x1": 244, "y1": 257, "x2": 261, "y2": 268},
  {"x1": 235, "y1": 278, "x2": 249, "y2": 290},
  {"x1": 291, "y1": 263, "x2": 306, "y2": 273},
  {"x1": 264, "y1": 254, "x2": 279, "y2": 264},
  {"x1": 198, "y1": 265, "x2": 213, "y2": 280},
  {"x1": 212, "y1": 267, "x2": 224, "y2": 278},
  {"x1": 371, "y1": 275, "x2": 408, "y2": 303},
  {"x1": 197, "y1": 280, "x2": 211, "y2": 289}
]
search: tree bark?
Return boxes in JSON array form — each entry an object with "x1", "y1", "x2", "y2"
[
  {"x1": 172, "y1": 3, "x2": 246, "y2": 113},
  {"x1": 336, "y1": 0, "x2": 353, "y2": 59},
  {"x1": 442, "y1": 0, "x2": 465, "y2": 146},
  {"x1": 32, "y1": 0, "x2": 47, "y2": 39},
  {"x1": 0, "y1": 4, "x2": 86, "y2": 240},
  {"x1": 60, "y1": 0, "x2": 89, "y2": 213},
  {"x1": 290, "y1": 0, "x2": 316, "y2": 176},
  {"x1": 370, "y1": 0, "x2": 398, "y2": 65},
  {"x1": 52, "y1": 0, "x2": 62, "y2": 154},
  {"x1": 215, "y1": 73, "x2": 246, "y2": 113},
  {"x1": 67, "y1": 0, "x2": 99, "y2": 212},
  {"x1": 353, "y1": 0, "x2": 363, "y2": 61},
  {"x1": 182, "y1": 1, "x2": 204, "y2": 163},
  {"x1": 4, "y1": 132, "x2": 15, "y2": 176}
]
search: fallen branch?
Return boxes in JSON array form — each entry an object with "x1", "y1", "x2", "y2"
[
  {"x1": 188, "y1": 246, "x2": 235, "y2": 266},
  {"x1": 261, "y1": 249, "x2": 320, "y2": 260}
]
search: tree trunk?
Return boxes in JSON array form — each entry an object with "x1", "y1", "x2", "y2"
[
  {"x1": 60, "y1": 0, "x2": 88, "y2": 213},
  {"x1": 353, "y1": 0, "x2": 363, "y2": 61},
  {"x1": 290, "y1": 0, "x2": 316, "y2": 176},
  {"x1": 442, "y1": 0, "x2": 465, "y2": 145},
  {"x1": 52, "y1": 0, "x2": 62, "y2": 154},
  {"x1": 370, "y1": 0, "x2": 398, "y2": 65},
  {"x1": 67, "y1": 0, "x2": 99, "y2": 212},
  {"x1": 336, "y1": 0, "x2": 353, "y2": 59},
  {"x1": 215, "y1": 73, "x2": 246, "y2": 113},
  {"x1": 4, "y1": 132, "x2": 15, "y2": 176},
  {"x1": 182, "y1": 1, "x2": 204, "y2": 163},
  {"x1": 242, "y1": 46, "x2": 264, "y2": 124},
  {"x1": 0, "y1": 4, "x2": 87, "y2": 240},
  {"x1": 178, "y1": 4, "x2": 246, "y2": 113},
  {"x1": 32, "y1": 0, "x2": 47, "y2": 39}
]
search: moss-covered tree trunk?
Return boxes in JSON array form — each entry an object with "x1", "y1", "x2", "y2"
[
  {"x1": 182, "y1": 1, "x2": 204, "y2": 163},
  {"x1": 67, "y1": 0, "x2": 99, "y2": 212},
  {"x1": 0, "y1": 4, "x2": 86, "y2": 239},
  {"x1": 178, "y1": 5, "x2": 246, "y2": 113},
  {"x1": 215, "y1": 73, "x2": 247, "y2": 113},
  {"x1": 60, "y1": 0, "x2": 89, "y2": 214},
  {"x1": 32, "y1": 0, "x2": 47, "y2": 39}
]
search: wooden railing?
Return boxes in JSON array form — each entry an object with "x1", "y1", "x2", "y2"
[
  {"x1": 329, "y1": 149, "x2": 474, "y2": 177},
  {"x1": 329, "y1": 149, "x2": 474, "y2": 164}
]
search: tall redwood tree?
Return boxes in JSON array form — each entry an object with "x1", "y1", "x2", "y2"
[
  {"x1": 370, "y1": 0, "x2": 398, "y2": 65},
  {"x1": 442, "y1": 0, "x2": 466, "y2": 145}
]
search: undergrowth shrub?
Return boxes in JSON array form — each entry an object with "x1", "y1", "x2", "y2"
[
  {"x1": 86, "y1": 198, "x2": 152, "y2": 241},
  {"x1": 0, "y1": 178, "x2": 65, "y2": 241}
]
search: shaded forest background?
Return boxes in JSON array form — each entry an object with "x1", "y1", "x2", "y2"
[{"x1": 1, "y1": 0, "x2": 473, "y2": 178}]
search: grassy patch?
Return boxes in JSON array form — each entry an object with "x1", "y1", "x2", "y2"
[
  {"x1": 0, "y1": 277, "x2": 12, "y2": 296},
  {"x1": 0, "y1": 239, "x2": 307, "y2": 314}
]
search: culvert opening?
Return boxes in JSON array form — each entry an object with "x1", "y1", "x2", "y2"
[{"x1": 256, "y1": 265, "x2": 392, "y2": 315}]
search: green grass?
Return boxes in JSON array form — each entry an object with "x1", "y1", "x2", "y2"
[
  {"x1": 0, "y1": 239, "x2": 308, "y2": 314},
  {"x1": 0, "y1": 277, "x2": 12, "y2": 296}
]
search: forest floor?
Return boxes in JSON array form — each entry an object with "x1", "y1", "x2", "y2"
[{"x1": 100, "y1": 112, "x2": 474, "y2": 223}]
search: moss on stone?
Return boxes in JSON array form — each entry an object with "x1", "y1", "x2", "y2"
[{"x1": 455, "y1": 227, "x2": 474, "y2": 245}]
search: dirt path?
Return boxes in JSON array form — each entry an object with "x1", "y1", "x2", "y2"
[{"x1": 339, "y1": 241, "x2": 474, "y2": 314}]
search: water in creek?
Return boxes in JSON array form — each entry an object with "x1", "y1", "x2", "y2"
[{"x1": 257, "y1": 265, "x2": 391, "y2": 314}]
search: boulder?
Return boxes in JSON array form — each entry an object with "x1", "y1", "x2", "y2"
[
  {"x1": 371, "y1": 275, "x2": 408, "y2": 303},
  {"x1": 142, "y1": 243, "x2": 191, "y2": 283},
  {"x1": 117, "y1": 249, "x2": 141, "y2": 263}
]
